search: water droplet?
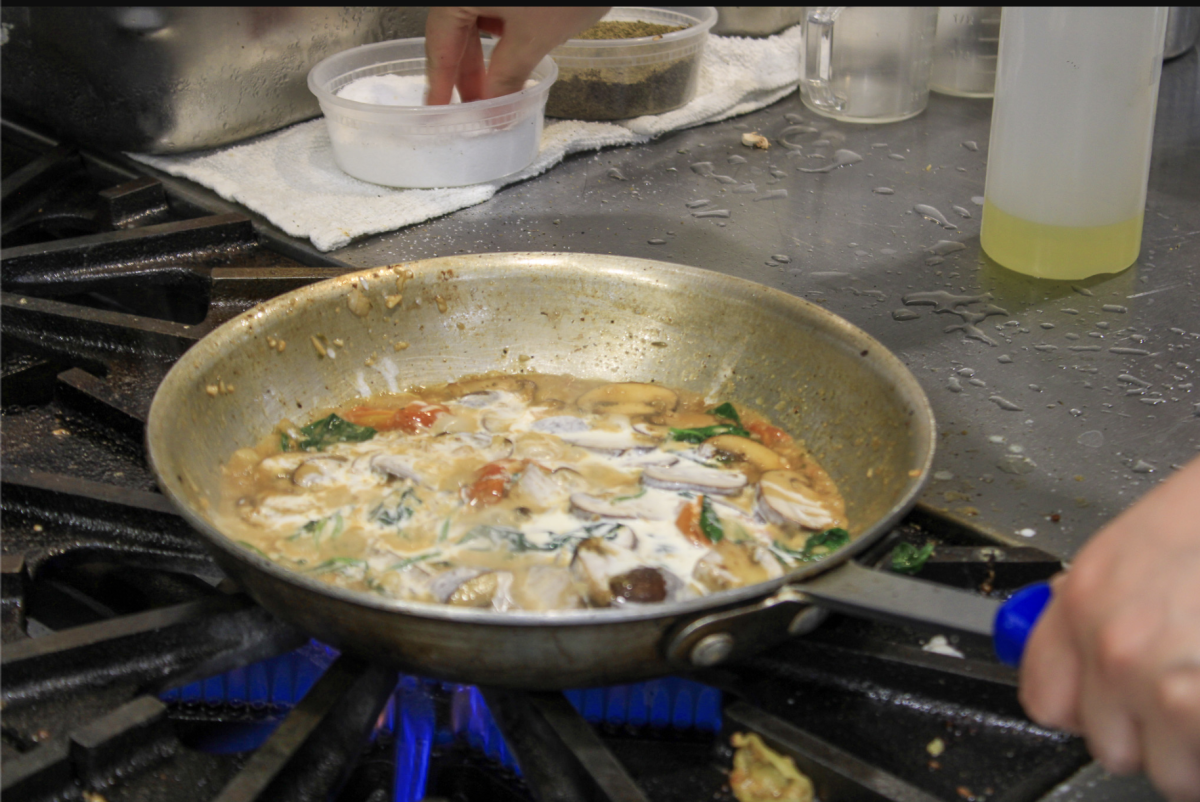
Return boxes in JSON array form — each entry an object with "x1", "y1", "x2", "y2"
[
  {"x1": 913, "y1": 205, "x2": 958, "y2": 229},
  {"x1": 685, "y1": 199, "x2": 711, "y2": 208},
  {"x1": 880, "y1": 248, "x2": 897, "y2": 255},
  {"x1": 952, "y1": 205, "x2": 972, "y2": 219},
  {"x1": 1117, "y1": 373, "x2": 1151, "y2": 387},
  {"x1": 1034, "y1": 344, "x2": 1058, "y2": 352},
  {"x1": 893, "y1": 309, "x2": 920, "y2": 321},
  {"x1": 1077, "y1": 430, "x2": 1104, "y2": 448},
  {"x1": 1060, "y1": 308, "x2": 1079, "y2": 315},
  {"x1": 771, "y1": 254, "x2": 791, "y2": 263},
  {"x1": 873, "y1": 187, "x2": 895, "y2": 195},
  {"x1": 712, "y1": 174, "x2": 738, "y2": 184},
  {"x1": 1110, "y1": 347, "x2": 1151, "y2": 356},
  {"x1": 727, "y1": 154, "x2": 747, "y2": 165},
  {"x1": 732, "y1": 183, "x2": 757, "y2": 194},
  {"x1": 934, "y1": 470, "x2": 955, "y2": 481},
  {"x1": 690, "y1": 161, "x2": 715, "y2": 176},
  {"x1": 889, "y1": 153, "x2": 906, "y2": 161},
  {"x1": 692, "y1": 209, "x2": 731, "y2": 219},
  {"x1": 1072, "y1": 285, "x2": 1095, "y2": 296},
  {"x1": 990, "y1": 395, "x2": 1024, "y2": 411},
  {"x1": 779, "y1": 124, "x2": 820, "y2": 148},
  {"x1": 1040, "y1": 322, "x2": 1055, "y2": 329},
  {"x1": 798, "y1": 149, "x2": 863, "y2": 173},
  {"x1": 647, "y1": 238, "x2": 666, "y2": 245},
  {"x1": 769, "y1": 169, "x2": 786, "y2": 178},
  {"x1": 957, "y1": 368, "x2": 976, "y2": 376},
  {"x1": 607, "y1": 168, "x2": 627, "y2": 180},
  {"x1": 1069, "y1": 345, "x2": 1102, "y2": 352},
  {"x1": 752, "y1": 189, "x2": 788, "y2": 203},
  {"x1": 1008, "y1": 444, "x2": 1025, "y2": 453},
  {"x1": 962, "y1": 140, "x2": 979, "y2": 152},
  {"x1": 1017, "y1": 527, "x2": 1037, "y2": 537},
  {"x1": 998, "y1": 454, "x2": 1037, "y2": 474},
  {"x1": 998, "y1": 354, "x2": 1013, "y2": 363},
  {"x1": 947, "y1": 377, "x2": 964, "y2": 392},
  {"x1": 1139, "y1": 397, "x2": 1166, "y2": 405},
  {"x1": 1131, "y1": 460, "x2": 1156, "y2": 473},
  {"x1": 1102, "y1": 304, "x2": 1128, "y2": 314},
  {"x1": 855, "y1": 250, "x2": 870, "y2": 257},
  {"x1": 928, "y1": 240, "x2": 967, "y2": 255},
  {"x1": 971, "y1": 196, "x2": 985, "y2": 205},
  {"x1": 785, "y1": 112, "x2": 806, "y2": 124},
  {"x1": 872, "y1": 142, "x2": 888, "y2": 148}
]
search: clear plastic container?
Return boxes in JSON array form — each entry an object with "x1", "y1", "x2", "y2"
[
  {"x1": 980, "y1": 8, "x2": 1169, "y2": 279},
  {"x1": 307, "y1": 38, "x2": 557, "y2": 189},
  {"x1": 545, "y1": 7, "x2": 718, "y2": 121}
]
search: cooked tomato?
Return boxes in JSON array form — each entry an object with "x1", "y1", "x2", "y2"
[
  {"x1": 465, "y1": 459, "x2": 525, "y2": 507},
  {"x1": 747, "y1": 420, "x2": 791, "y2": 449},
  {"x1": 343, "y1": 403, "x2": 449, "y2": 433},
  {"x1": 674, "y1": 496, "x2": 709, "y2": 546}
]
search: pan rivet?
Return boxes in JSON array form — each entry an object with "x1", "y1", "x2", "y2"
[
  {"x1": 690, "y1": 633, "x2": 734, "y2": 667},
  {"x1": 788, "y1": 607, "x2": 827, "y2": 636}
]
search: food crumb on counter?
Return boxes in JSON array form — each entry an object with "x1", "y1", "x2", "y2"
[
  {"x1": 927, "y1": 737, "x2": 946, "y2": 756},
  {"x1": 729, "y1": 732, "x2": 813, "y2": 802},
  {"x1": 311, "y1": 336, "x2": 328, "y2": 358},
  {"x1": 385, "y1": 294, "x2": 404, "y2": 309},
  {"x1": 394, "y1": 341, "x2": 409, "y2": 351},
  {"x1": 741, "y1": 132, "x2": 770, "y2": 149},
  {"x1": 922, "y1": 635, "x2": 964, "y2": 658}
]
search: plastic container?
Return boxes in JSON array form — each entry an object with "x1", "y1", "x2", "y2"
[
  {"x1": 931, "y1": 7, "x2": 1001, "y2": 98},
  {"x1": 545, "y1": 7, "x2": 718, "y2": 121},
  {"x1": 980, "y1": 8, "x2": 1169, "y2": 280},
  {"x1": 307, "y1": 38, "x2": 557, "y2": 189}
]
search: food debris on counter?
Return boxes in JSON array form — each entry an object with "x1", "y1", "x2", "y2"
[{"x1": 729, "y1": 732, "x2": 814, "y2": 802}]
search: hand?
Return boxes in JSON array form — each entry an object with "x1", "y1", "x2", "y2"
[
  {"x1": 425, "y1": 7, "x2": 610, "y2": 104},
  {"x1": 1020, "y1": 456, "x2": 1200, "y2": 801}
]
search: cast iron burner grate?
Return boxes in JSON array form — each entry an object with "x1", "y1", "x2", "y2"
[{"x1": 1, "y1": 115, "x2": 1090, "y2": 802}]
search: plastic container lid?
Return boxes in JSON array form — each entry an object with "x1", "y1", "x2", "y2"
[{"x1": 307, "y1": 38, "x2": 557, "y2": 188}]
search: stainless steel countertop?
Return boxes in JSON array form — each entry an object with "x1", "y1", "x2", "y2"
[{"x1": 331, "y1": 48, "x2": 1200, "y2": 568}]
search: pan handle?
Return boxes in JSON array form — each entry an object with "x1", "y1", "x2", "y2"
[{"x1": 665, "y1": 561, "x2": 1052, "y2": 669}]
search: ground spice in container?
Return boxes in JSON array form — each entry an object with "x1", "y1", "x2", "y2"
[{"x1": 546, "y1": 18, "x2": 705, "y2": 121}]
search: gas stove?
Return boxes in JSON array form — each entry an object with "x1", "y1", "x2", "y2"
[{"x1": 2, "y1": 112, "x2": 1090, "y2": 802}]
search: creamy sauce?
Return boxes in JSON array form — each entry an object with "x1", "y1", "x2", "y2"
[{"x1": 217, "y1": 374, "x2": 848, "y2": 612}]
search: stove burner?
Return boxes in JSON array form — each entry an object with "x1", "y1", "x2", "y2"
[{"x1": 2, "y1": 115, "x2": 1090, "y2": 802}]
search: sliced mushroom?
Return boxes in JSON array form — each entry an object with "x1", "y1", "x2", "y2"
[
  {"x1": 642, "y1": 461, "x2": 747, "y2": 495},
  {"x1": 518, "y1": 565, "x2": 585, "y2": 610},
  {"x1": 448, "y1": 376, "x2": 537, "y2": 402},
  {"x1": 531, "y1": 415, "x2": 589, "y2": 434},
  {"x1": 556, "y1": 427, "x2": 651, "y2": 452},
  {"x1": 693, "y1": 550, "x2": 740, "y2": 592},
  {"x1": 570, "y1": 492, "x2": 671, "y2": 520},
  {"x1": 576, "y1": 383, "x2": 678, "y2": 417},
  {"x1": 447, "y1": 570, "x2": 516, "y2": 611},
  {"x1": 289, "y1": 455, "x2": 348, "y2": 487},
  {"x1": 431, "y1": 567, "x2": 484, "y2": 603},
  {"x1": 570, "y1": 537, "x2": 637, "y2": 606},
  {"x1": 371, "y1": 453, "x2": 422, "y2": 484},
  {"x1": 512, "y1": 463, "x2": 563, "y2": 510},
  {"x1": 703, "y1": 435, "x2": 788, "y2": 472},
  {"x1": 757, "y1": 470, "x2": 836, "y2": 530},
  {"x1": 457, "y1": 390, "x2": 501, "y2": 408},
  {"x1": 257, "y1": 452, "x2": 309, "y2": 481},
  {"x1": 608, "y1": 567, "x2": 668, "y2": 604},
  {"x1": 616, "y1": 449, "x2": 679, "y2": 467}
]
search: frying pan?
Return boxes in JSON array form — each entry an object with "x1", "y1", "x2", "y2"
[{"x1": 147, "y1": 252, "x2": 1030, "y2": 689}]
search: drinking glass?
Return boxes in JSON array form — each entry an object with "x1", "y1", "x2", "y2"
[{"x1": 800, "y1": 7, "x2": 938, "y2": 124}]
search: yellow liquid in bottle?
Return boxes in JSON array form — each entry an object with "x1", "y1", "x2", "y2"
[{"x1": 980, "y1": 200, "x2": 1143, "y2": 280}]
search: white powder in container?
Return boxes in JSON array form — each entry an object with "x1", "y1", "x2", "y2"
[{"x1": 329, "y1": 74, "x2": 540, "y2": 188}]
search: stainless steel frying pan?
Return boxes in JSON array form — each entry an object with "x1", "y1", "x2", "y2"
[{"x1": 147, "y1": 252, "x2": 1001, "y2": 689}]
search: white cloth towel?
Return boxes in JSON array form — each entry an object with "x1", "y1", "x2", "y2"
[{"x1": 130, "y1": 26, "x2": 802, "y2": 252}]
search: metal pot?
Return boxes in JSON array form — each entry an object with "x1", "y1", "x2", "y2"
[{"x1": 147, "y1": 252, "x2": 988, "y2": 689}]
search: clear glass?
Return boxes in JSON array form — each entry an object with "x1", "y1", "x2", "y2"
[
  {"x1": 980, "y1": 7, "x2": 1169, "y2": 280},
  {"x1": 931, "y1": 7, "x2": 1001, "y2": 97},
  {"x1": 800, "y1": 7, "x2": 938, "y2": 124}
]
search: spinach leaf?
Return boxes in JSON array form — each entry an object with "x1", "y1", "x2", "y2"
[
  {"x1": 372, "y1": 488, "x2": 420, "y2": 527},
  {"x1": 460, "y1": 523, "x2": 626, "y2": 554},
  {"x1": 290, "y1": 511, "x2": 345, "y2": 544},
  {"x1": 668, "y1": 423, "x2": 751, "y2": 444},
  {"x1": 890, "y1": 541, "x2": 936, "y2": 574},
  {"x1": 283, "y1": 413, "x2": 375, "y2": 452},
  {"x1": 771, "y1": 527, "x2": 851, "y2": 563},
  {"x1": 386, "y1": 551, "x2": 441, "y2": 572},
  {"x1": 237, "y1": 540, "x2": 269, "y2": 559},
  {"x1": 709, "y1": 402, "x2": 742, "y2": 425},
  {"x1": 699, "y1": 495, "x2": 724, "y2": 543},
  {"x1": 306, "y1": 556, "x2": 367, "y2": 576}
]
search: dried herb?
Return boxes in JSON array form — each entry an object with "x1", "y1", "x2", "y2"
[
  {"x1": 546, "y1": 55, "x2": 698, "y2": 121},
  {"x1": 575, "y1": 21, "x2": 687, "y2": 40},
  {"x1": 282, "y1": 413, "x2": 375, "y2": 452}
]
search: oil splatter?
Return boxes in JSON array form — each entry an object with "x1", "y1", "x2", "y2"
[
  {"x1": 692, "y1": 209, "x2": 731, "y2": 219},
  {"x1": 989, "y1": 396, "x2": 1024, "y2": 411},
  {"x1": 873, "y1": 187, "x2": 895, "y2": 195},
  {"x1": 913, "y1": 205, "x2": 958, "y2": 230},
  {"x1": 893, "y1": 309, "x2": 921, "y2": 321},
  {"x1": 798, "y1": 149, "x2": 864, "y2": 173},
  {"x1": 1077, "y1": 431, "x2": 1104, "y2": 448}
]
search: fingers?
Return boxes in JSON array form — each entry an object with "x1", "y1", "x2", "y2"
[
  {"x1": 483, "y1": 32, "x2": 552, "y2": 100},
  {"x1": 456, "y1": 33, "x2": 486, "y2": 103},
  {"x1": 1019, "y1": 592, "x2": 1083, "y2": 731},
  {"x1": 1142, "y1": 667, "x2": 1200, "y2": 802},
  {"x1": 425, "y1": 7, "x2": 482, "y2": 105}
]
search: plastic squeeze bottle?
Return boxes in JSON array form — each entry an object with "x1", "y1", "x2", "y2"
[{"x1": 980, "y1": 8, "x2": 1169, "y2": 280}]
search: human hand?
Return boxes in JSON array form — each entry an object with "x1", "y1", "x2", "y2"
[
  {"x1": 1019, "y1": 456, "x2": 1200, "y2": 801},
  {"x1": 425, "y1": 7, "x2": 610, "y2": 104}
]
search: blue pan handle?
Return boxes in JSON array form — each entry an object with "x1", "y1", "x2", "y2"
[{"x1": 993, "y1": 582, "x2": 1052, "y2": 667}]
